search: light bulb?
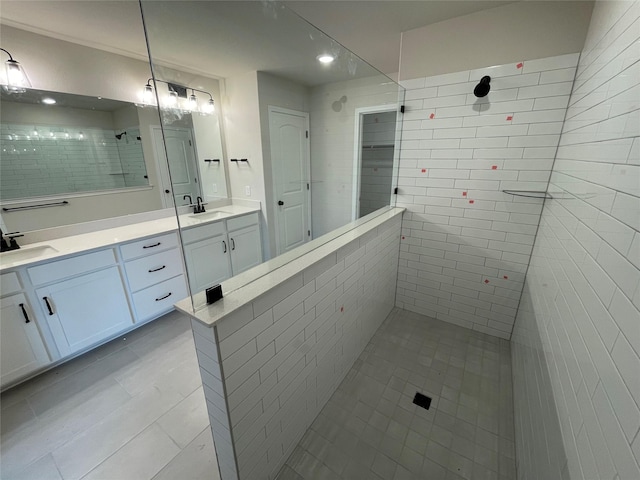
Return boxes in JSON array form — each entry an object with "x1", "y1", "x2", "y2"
[
  {"x1": 4, "y1": 59, "x2": 30, "y2": 93},
  {"x1": 317, "y1": 54, "x2": 335, "y2": 64},
  {"x1": 78, "y1": 132, "x2": 84, "y2": 140},
  {"x1": 142, "y1": 83, "x2": 154, "y2": 105},
  {"x1": 33, "y1": 129, "x2": 39, "y2": 137},
  {"x1": 42, "y1": 97, "x2": 56, "y2": 105},
  {"x1": 187, "y1": 93, "x2": 198, "y2": 111},
  {"x1": 202, "y1": 98, "x2": 215, "y2": 115},
  {"x1": 166, "y1": 90, "x2": 178, "y2": 107}
]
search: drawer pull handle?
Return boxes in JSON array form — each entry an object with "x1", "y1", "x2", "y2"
[
  {"x1": 19, "y1": 303, "x2": 30, "y2": 323},
  {"x1": 143, "y1": 242, "x2": 161, "y2": 249},
  {"x1": 148, "y1": 265, "x2": 166, "y2": 273},
  {"x1": 155, "y1": 292, "x2": 172, "y2": 302},
  {"x1": 43, "y1": 297, "x2": 54, "y2": 316},
  {"x1": 231, "y1": 238, "x2": 236, "y2": 251},
  {"x1": 222, "y1": 240, "x2": 227, "y2": 253}
]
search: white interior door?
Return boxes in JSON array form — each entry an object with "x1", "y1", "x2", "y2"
[
  {"x1": 152, "y1": 127, "x2": 200, "y2": 208},
  {"x1": 269, "y1": 107, "x2": 311, "y2": 255}
]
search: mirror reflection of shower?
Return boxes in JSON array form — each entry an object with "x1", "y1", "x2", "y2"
[{"x1": 356, "y1": 110, "x2": 397, "y2": 218}]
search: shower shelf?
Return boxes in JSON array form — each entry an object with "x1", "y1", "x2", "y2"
[{"x1": 502, "y1": 190, "x2": 553, "y2": 199}]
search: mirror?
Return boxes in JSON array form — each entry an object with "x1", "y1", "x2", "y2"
[
  {"x1": 0, "y1": 22, "x2": 229, "y2": 232},
  {"x1": 0, "y1": 88, "x2": 150, "y2": 201},
  {"x1": 140, "y1": 1, "x2": 405, "y2": 307}
]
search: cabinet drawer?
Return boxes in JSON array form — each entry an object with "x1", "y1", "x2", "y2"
[
  {"x1": 120, "y1": 232, "x2": 179, "y2": 261},
  {"x1": 227, "y1": 213, "x2": 259, "y2": 232},
  {"x1": 124, "y1": 248, "x2": 183, "y2": 292},
  {"x1": 132, "y1": 275, "x2": 187, "y2": 322},
  {"x1": 181, "y1": 221, "x2": 226, "y2": 244},
  {"x1": 0, "y1": 272, "x2": 22, "y2": 296},
  {"x1": 28, "y1": 249, "x2": 116, "y2": 286}
]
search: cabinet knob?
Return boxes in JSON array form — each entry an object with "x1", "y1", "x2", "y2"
[
  {"x1": 164, "y1": 189, "x2": 171, "y2": 194},
  {"x1": 278, "y1": 200, "x2": 284, "y2": 206}
]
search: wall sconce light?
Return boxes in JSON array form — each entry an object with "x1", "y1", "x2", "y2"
[
  {"x1": 187, "y1": 90, "x2": 198, "y2": 111},
  {"x1": 1, "y1": 48, "x2": 31, "y2": 93},
  {"x1": 139, "y1": 78, "x2": 215, "y2": 116}
]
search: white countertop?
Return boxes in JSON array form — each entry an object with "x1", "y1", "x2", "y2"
[
  {"x1": 176, "y1": 207, "x2": 405, "y2": 327},
  {"x1": 0, "y1": 204, "x2": 259, "y2": 272}
]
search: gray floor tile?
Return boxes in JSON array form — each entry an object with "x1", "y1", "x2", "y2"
[
  {"x1": 287, "y1": 308, "x2": 517, "y2": 480},
  {"x1": 1, "y1": 311, "x2": 213, "y2": 480},
  {"x1": 153, "y1": 427, "x2": 219, "y2": 480},
  {"x1": 82, "y1": 423, "x2": 180, "y2": 480}
]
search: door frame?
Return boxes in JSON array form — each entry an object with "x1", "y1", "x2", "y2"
[
  {"x1": 268, "y1": 105, "x2": 312, "y2": 256},
  {"x1": 150, "y1": 125, "x2": 199, "y2": 209},
  {"x1": 352, "y1": 105, "x2": 397, "y2": 221}
]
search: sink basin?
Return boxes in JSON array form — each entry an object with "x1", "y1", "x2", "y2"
[
  {"x1": 0, "y1": 245, "x2": 59, "y2": 263},
  {"x1": 187, "y1": 210, "x2": 232, "y2": 220}
]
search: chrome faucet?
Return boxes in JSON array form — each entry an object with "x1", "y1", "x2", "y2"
[{"x1": 0, "y1": 228, "x2": 22, "y2": 252}]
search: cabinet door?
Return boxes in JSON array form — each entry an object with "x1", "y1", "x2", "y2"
[
  {"x1": 1, "y1": 294, "x2": 50, "y2": 386},
  {"x1": 36, "y1": 267, "x2": 133, "y2": 357},
  {"x1": 229, "y1": 225, "x2": 262, "y2": 275},
  {"x1": 183, "y1": 235, "x2": 232, "y2": 293}
]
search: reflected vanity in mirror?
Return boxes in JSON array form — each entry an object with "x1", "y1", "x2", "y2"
[{"x1": 140, "y1": 0, "x2": 405, "y2": 309}]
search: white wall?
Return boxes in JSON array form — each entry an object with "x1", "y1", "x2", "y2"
[
  {"x1": 400, "y1": 1, "x2": 593, "y2": 81},
  {"x1": 222, "y1": 71, "x2": 270, "y2": 254},
  {"x1": 512, "y1": 1, "x2": 640, "y2": 479},
  {"x1": 308, "y1": 75, "x2": 400, "y2": 237},
  {"x1": 395, "y1": 53, "x2": 579, "y2": 339}
]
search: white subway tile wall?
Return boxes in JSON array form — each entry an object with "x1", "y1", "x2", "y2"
[
  {"x1": 191, "y1": 319, "x2": 239, "y2": 480},
  {"x1": 396, "y1": 53, "x2": 581, "y2": 339},
  {"x1": 0, "y1": 125, "x2": 147, "y2": 200},
  {"x1": 197, "y1": 214, "x2": 402, "y2": 479},
  {"x1": 512, "y1": 1, "x2": 640, "y2": 479}
]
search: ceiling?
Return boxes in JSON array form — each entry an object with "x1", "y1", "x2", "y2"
[{"x1": 0, "y1": 0, "x2": 515, "y2": 83}]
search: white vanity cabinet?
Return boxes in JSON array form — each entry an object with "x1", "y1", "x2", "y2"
[
  {"x1": 182, "y1": 221, "x2": 232, "y2": 293},
  {"x1": 120, "y1": 233, "x2": 187, "y2": 322},
  {"x1": 30, "y1": 249, "x2": 133, "y2": 358},
  {"x1": 182, "y1": 212, "x2": 262, "y2": 293},
  {"x1": 0, "y1": 273, "x2": 50, "y2": 386},
  {"x1": 227, "y1": 214, "x2": 262, "y2": 275}
]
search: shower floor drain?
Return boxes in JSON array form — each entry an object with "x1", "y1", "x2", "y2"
[{"x1": 413, "y1": 392, "x2": 432, "y2": 410}]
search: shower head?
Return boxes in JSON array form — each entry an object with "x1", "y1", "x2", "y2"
[
  {"x1": 473, "y1": 76, "x2": 491, "y2": 98},
  {"x1": 115, "y1": 131, "x2": 127, "y2": 140}
]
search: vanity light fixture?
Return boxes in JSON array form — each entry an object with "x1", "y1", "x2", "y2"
[
  {"x1": 317, "y1": 54, "x2": 335, "y2": 64},
  {"x1": 139, "y1": 78, "x2": 216, "y2": 116},
  {"x1": 1, "y1": 47, "x2": 31, "y2": 93}
]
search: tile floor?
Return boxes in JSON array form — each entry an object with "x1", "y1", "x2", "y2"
[
  {"x1": 2, "y1": 307, "x2": 516, "y2": 480},
  {"x1": 277, "y1": 308, "x2": 516, "y2": 480},
  {"x1": 1, "y1": 311, "x2": 220, "y2": 480}
]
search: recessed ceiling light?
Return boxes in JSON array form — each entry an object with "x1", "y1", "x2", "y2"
[
  {"x1": 317, "y1": 54, "x2": 335, "y2": 64},
  {"x1": 42, "y1": 97, "x2": 56, "y2": 105}
]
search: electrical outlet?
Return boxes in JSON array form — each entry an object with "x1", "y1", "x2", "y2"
[{"x1": 245, "y1": 186, "x2": 251, "y2": 196}]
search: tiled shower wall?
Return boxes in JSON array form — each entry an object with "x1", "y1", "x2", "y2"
[
  {"x1": 0, "y1": 124, "x2": 146, "y2": 200},
  {"x1": 195, "y1": 212, "x2": 402, "y2": 480},
  {"x1": 512, "y1": 1, "x2": 640, "y2": 479},
  {"x1": 395, "y1": 53, "x2": 579, "y2": 339}
]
